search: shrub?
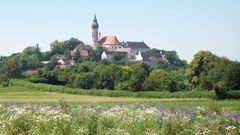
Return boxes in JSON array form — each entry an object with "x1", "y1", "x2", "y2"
[
  {"x1": 9, "y1": 79, "x2": 217, "y2": 99},
  {"x1": 27, "y1": 77, "x2": 49, "y2": 83},
  {"x1": 129, "y1": 63, "x2": 148, "y2": 91},
  {"x1": 214, "y1": 84, "x2": 240, "y2": 99},
  {"x1": 115, "y1": 82, "x2": 130, "y2": 91},
  {"x1": 75, "y1": 73, "x2": 94, "y2": 89}
]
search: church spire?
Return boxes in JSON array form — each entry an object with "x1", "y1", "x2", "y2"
[
  {"x1": 92, "y1": 14, "x2": 99, "y2": 29},
  {"x1": 94, "y1": 13, "x2": 97, "y2": 21},
  {"x1": 92, "y1": 14, "x2": 99, "y2": 45}
]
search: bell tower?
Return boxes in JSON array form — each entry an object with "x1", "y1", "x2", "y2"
[{"x1": 91, "y1": 14, "x2": 99, "y2": 45}]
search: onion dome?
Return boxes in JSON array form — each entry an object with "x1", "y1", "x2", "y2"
[{"x1": 91, "y1": 14, "x2": 99, "y2": 29}]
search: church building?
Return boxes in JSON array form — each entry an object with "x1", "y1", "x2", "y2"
[{"x1": 91, "y1": 14, "x2": 121, "y2": 50}]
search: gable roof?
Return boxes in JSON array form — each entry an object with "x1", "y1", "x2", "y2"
[
  {"x1": 122, "y1": 41, "x2": 150, "y2": 49},
  {"x1": 72, "y1": 45, "x2": 91, "y2": 57},
  {"x1": 140, "y1": 51, "x2": 163, "y2": 62},
  {"x1": 58, "y1": 57, "x2": 70, "y2": 65},
  {"x1": 74, "y1": 44, "x2": 91, "y2": 52},
  {"x1": 70, "y1": 50, "x2": 89, "y2": 57},
  {"x1": 98, "y1": 36, "x2": 120, "y2": 45}
]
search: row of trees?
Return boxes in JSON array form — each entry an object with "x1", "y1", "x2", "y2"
[
  {"x1": 38, "y1": 62, "x2": 187, "y2": 92},
  {"x1": 0, "y1": 38, "x2": 239, "y2": 93},
  {"x1": 34, "y1": 50, "x2": 240, "y2": 92}
]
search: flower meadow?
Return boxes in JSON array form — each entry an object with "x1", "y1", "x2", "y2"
[{"x1": 0, "y1": 104, "x2": 239, "y2": 135}]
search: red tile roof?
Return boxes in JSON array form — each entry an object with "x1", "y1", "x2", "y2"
[{"x1": 98, "y1": 36, "x2": 120, "y2": 45}]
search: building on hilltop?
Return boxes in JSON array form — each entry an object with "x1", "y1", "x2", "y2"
[
  {"x1": 52, "y1": 14, "x2": 167, "y2": 67},
  {"x1": 98, "y1": 36, "x2": 121, "y2": 50},
  {"x1": 70, "y1": 44, "x2": 91, "y2": 58},
  {"x1": 91, "y1": 14, "x2": 121, "y2": 50},
  {"x1": 113, "y1": 48, "x2": 133, "y2": 59},
  {"x1": 101, "y1": 51, "x2": 128, "y2": 60},
  {"x1": 57, "y1": 55, "x2": 75, "y2": 67},
  {"x1": 121, "y1": 41, "x2": 150, "y2": 55},
  {"x1": 93, "y1": 14, "x2": 163, "y2": 63},
  {"x1": 135, "y1": 51, "x2": 165, "y2": 66}
]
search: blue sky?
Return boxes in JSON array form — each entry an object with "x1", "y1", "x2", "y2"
[{"x1": 0, "y1": 0, "x2": 239, "y2": 62}]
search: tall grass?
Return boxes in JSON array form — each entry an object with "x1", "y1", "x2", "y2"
[{"x1": 9, "y1": 79, "x2": 217, "y2": 99}]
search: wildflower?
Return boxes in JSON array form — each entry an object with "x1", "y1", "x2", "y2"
[{"x1": 226, "y1": 125, "x2": 236, "y2": 130}]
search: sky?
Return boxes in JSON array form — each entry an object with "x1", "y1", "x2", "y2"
[{"x1": 0, "y1": 0, "x2": 239, "y2": 62}]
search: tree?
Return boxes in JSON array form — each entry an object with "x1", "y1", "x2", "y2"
[
  {"x1": 95, "y1": 46, "x2": 104, "y2": 60},
  {"x1": 75, "y1": 61, "x2": 98, "y2": 73},
  {"x1": 129, "y1": 63, "x2": 148, "y2": 91},
  {"x1": 204, "y1": 57, "x2": 231, "y2": 89},
  {"x1": 45, "y1": 55, "x2": 58, "y2": 70},
  {"x1": 50, "y1": 38, "x2": 84, "y2": 55},
  {"x1": 93, "y1": 65, "x2": 115, "y2": 90},
  {"x1": 186, "y1": 51, "x2": 216, "y2": 89},
  {"x1": 65, "y1": 38, "x2": 83, "y2": 50},
  {"x1": 186, "y1": 50, "x2": 232, "y2": 90},
  {"x1": 19, "y1": 45, "x2": 42, "y2": 70},
  {"x1": 223, "y1": 63, "x2": 240, "y2": 90},
  {"x1": 75, "y1": 73, "x2": 94, "y2": 89},
  {"x1": 143, "y1": 69, "x2": 177, "y2": 92},
  {"x1": 150, "y1": 49, "x2": 187, "y2": 70},
  {"x1": 87, "y1": 46, "x2": 104, "y2": 61},
  {"x1": 50, "y1": 40, "x2": 63, "y2": 54},
  {"x1": 73, "y1": 50, "x2": 82, "y2": 63},
  {"x1": 112, "y1": 53, "x2": 127, "y2": 65},
  {"x1": 0, "y1": 57, "x2": 22, "y2": 82},
  {"x1": 42, "y1": 51, "x2": 54, "y2": 61}
]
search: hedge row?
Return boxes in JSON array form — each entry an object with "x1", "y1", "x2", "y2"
[
  {"x1": 9, "y1": 79, "x2": 217, "y2": 99},
  {"x1": 215, "y1": 89, "x2": 240, "y2": 99}
]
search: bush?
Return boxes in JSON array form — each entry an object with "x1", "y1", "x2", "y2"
[
  {"x1": 9, "y1": 79, "x2": 217, "y2": 99},
  {"x1": 114, "y1": 82, "x2": 130, "y2": 91},
  {"x1": 143, "y1": 69, "x2": 181, "y2": 92},
  {"x1": 75, "y1": 73, "x2": 94, "y2": 89},
  {"x1": 214, "y1": 83, "x2": 240, "y2": 99},
  {"x1": 129, "y1": 63, "x2": 148, "y2": 91},
  {"x1": 27, "y1": 77, "x2": 49, "y2": 83},
  {"x1": 1, "y1": 81, "x2": 9, "y2": 87}
]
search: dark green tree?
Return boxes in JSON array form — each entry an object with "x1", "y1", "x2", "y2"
[
  {"x1": 93, "y1": 65, "x2": 115, "y2": 90},
  {"x1": 0, "y1": 57, "x2": 22, "y2": 82},
  {"x1": 87, "y1": 46, "x2": 104, "y2": 61},
  {"x1": 75, "y1": 61, "x2": 98, "y2": 73},
  {"x1": 73, "y1": 50, "x2": 82, "y2": 63},
  {"x1": 112, "y1": 53, "x2": 127, "y2": 65},
  {"x1": 19, "y1": 45, "x2": 42, "y2": 70},
  {"x1": 186, "y1": 50, "x2": 232, "y2": 90},
  {"x1": 129, "y1": 63, "x2": 148, "y2": 91},
  {"x1": 223, "y1": 63, "x2": 240, "y2": 90},
  {"x1": 143, "y1": 69, "x2": 177, "y2": 92},
  {"x1": 45, "y1": 55, "x2": 58, "y2": 70},
  {"x1": 50, "y1": 38, "x2": 83, "y2": 55},
  {"x1": 186, "y1": 51, "x2": 216, "y2": 89},
  {"x1": 75, "y1": 73, "x2": 94, "y2": 89}
]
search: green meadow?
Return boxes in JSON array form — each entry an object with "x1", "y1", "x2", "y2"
[{"x1": 0, "y1": 86, "x2": 239, "y2": 111}]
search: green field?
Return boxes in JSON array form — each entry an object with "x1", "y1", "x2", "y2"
[
  {"x1": 0, "y1": 86, "x2": 240, "y2": 111},
  {"x1": 0, "y1": 86, "x2": 209, "y2": 103}
]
